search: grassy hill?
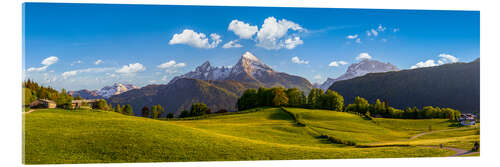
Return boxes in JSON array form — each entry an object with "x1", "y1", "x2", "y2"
[{"x1": 24, "y1": 108, "x2": 479, "y2": 164}]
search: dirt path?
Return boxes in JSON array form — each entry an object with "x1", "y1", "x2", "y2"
[
  {"x1": 24, "y1": 109, "x2": 35, "y2": 114},
  {"x1": 420, "y1": 146, "x2": 478, "y2": 157},
  {"x1": 409, "y1": 126, "x2": 478, "y2": 140}
]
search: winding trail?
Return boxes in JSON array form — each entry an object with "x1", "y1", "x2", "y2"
[
  {"x1": 409, "y1": 126, "x2": 478, "y2": 140},
  {"x1": 24, "y1": 109, "x2": 35, "y2": 114}
]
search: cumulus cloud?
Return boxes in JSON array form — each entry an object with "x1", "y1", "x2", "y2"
[
  {"x1": 329, "y1": 61, "x2": 348, "y2": 67},
  {"x1": 410, "y1": 53, "x2": 459, "y2": 69},
  {"x1": 377, "y1": 24, "x2": 386, "y2": 32},
  {"x1": 169, "y1": 29, "x2": 221, "y2": 49},
  {"x1": 94, "y1": 59, "x2": 103, "y2": 65},
  {"x1": 291, "y1": 56, "x2": 309, "y2": 64},
  {"x1": 411, "y1": 60, "x2": 438, "y2": 69},
  {"x1": 370, "y1": 29, "x2": 378, "y2": 37},
  {"x1": 222, "y1": 40, "x2": 243, "y2": 49},
  {"x1": 438, "y1": 53, "x2": 458, "y2": 63},
  {"x1": 313, "y1": 74, "x2": 322, "y2": 80},
  {"x1": 27, "y1": 66, "x2": 49, "y2": 72},
  {"x1": 356, "y1": 53, "x2": 372, "y2": 61},
  {"x1": 284, "y1": 37, "x2": 304, "y2": 49},
  {"x1": 62, "y1": 70, "x2": 78, "y2": 78},
  {"x1": 157, "y1": 60, "x2": 186, "y2": 69},
  {"x1": 256, "y1": 17, "x2": 305, "y2": 50},
  {"x1": 346, "y1": 34, "x2": 358, "y2": 39},
  {"x1": 228, "y1": 20, "x2": 258, "y2": 39},
  {"x1": 27, "y1": 56, "x2": 59, "y2": 72},
  {"x1": 41, "y1": 56, "x2": 58, "y2": 66},
  {"x1": 393, "y1": 28, "x2": 400, "y2": 32},
  {"x1": 61, "y1": 67, "x2": 114, "y2": 78},
  {"x1": 116, "y1": 63, "x2": 146, "y2": 74}
]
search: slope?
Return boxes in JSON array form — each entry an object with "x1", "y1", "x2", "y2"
[
  {"x1": 329, "y1": 59, "x2": 480, "y2": 113},
  {"x1": 24, "y1": 108, "x2": 454, "y2": 164}
]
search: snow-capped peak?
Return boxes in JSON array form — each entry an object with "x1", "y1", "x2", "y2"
[
  {"x1": 318, "y1": 59, "x2": 398, "y2": 91},
  {"x1": 242, "y1": 51, "x2": 260, "y2": 62},
  {"x1": 96, "y1": 83, "x2": 138, "y2": 98}
]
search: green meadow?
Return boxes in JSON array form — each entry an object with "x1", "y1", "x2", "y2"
[{"x1": 23, "y1": 108, "x2": 478, "y2": 164}]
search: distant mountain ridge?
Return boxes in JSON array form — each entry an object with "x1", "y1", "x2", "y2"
[
  {"x1": 109, "y1": 52, "x2": 313, "y2": 116},
  {"x1": 318, "y1": 59, "x2": 399, "y2": 91},
  {"x1": 69, "y1": 83, "x2": 138, "y2": 99},
  {"x1": 329, "y1": 59, "x2": 480, "y2": 113}
]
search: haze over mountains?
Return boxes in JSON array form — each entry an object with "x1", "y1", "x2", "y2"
[{"x1": 317, "y1": 59, "x2": 399, "y2": 91}]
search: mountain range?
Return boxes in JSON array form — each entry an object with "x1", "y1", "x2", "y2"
[
  {"x1": 329, "y1": 58, "x2": 480, "y2": 113},
  {"x1": 69, "y1": 83, "x2": 138, "y2": 99},
  {"x1": 109, "y1": 52, "x2": 312, "y2": 115},
  {"x1": 317, "y1": 59, "x2": 399, "y2": 91}
]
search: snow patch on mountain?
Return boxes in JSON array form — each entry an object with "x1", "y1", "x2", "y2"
[
  {"x1": 96, "y1": 83, "x2": 139, "y2": 98},
  {"x1": 170, "y1": 51, "x2": 275, "y2": 83}
]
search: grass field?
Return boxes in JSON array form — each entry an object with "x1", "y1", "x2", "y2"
[{"x1": 24, "y1": 108, "x2": 478, "y2": 164}]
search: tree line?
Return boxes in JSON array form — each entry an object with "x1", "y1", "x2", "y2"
[
  {"x1": 237, "y1": 87, "x2": 461, "y2": 120},
  {"x1": 345, "y1": 96, "x2": 461, "y2": 120},
  {"x1": 237, "y1": 87, "x2": 344, "y2": 111},
  {"x1": 23, "y1": 79, "x2": 73, "y2": 109}
]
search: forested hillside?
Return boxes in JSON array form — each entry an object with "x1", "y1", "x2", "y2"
[{"x1": 329, "y1": 59, "x2": 479, "y2": 113}]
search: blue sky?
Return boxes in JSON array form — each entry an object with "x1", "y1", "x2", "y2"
[{"x1": 23, "y1": 3, "x2": 479, "y2": 90}]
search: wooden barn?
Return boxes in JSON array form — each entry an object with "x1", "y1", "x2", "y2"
[{"x1": 30, "y1": 99, "x2": 56, "y2": 109}]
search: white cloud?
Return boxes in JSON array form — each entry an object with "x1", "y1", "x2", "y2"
[
  {"x1": 356, "y1": 53, "x2": 372, "y2": 61},
  {"x1": 366, "y1": 30, "x2": 372, "y2": 37},
  {"x1": 62, "y1": 70, "x2": 78, "y2": 78},
  {"x1": 438, "y1": 53, "x2": 458, "y2": 63},
  {"x1": 27, "y1": 66, "x2": 48, "y2": 72},
  {"x1": 27, "y1": 56, "x2": 59, "y2": 72},
  {"x1": 329, "y1": 61, "x2": 348, "y2": 67},
  {"x1": 370, "y1": 29, "x2": 378, "y2": 37},
  {"x1": 346, "y1": 34, "x2": 358, "y2": 39},
  {"x1": 393, "y1": 28, "x2": 400, "y2": 32},
  {"x1": 161, "y1": 76, "x2": 168, "y2": 81},
  {"x1": 256, "y1": 17, "x2": 305, "y2": 50},
  {"x1": 116, "y1": 63, "x2": 146, "y2": 74},
  {"x1": 157, "y1": 60, "x2": 186, "y2": 69},
  {"x1": 41, "y1": 56, "x2": 58, "y2": 66},
  {"x1": 410, "y1": 53, "x2": 459, "y2": 69},
  {"x1": 377, "y1": 24, "x2": 386, "y2": 32},
  {"x1": 355, "y1": 38, "x2": 361, "y2": 43},
  {"x1": 61, "y1": 67, "x2": 114, "y2": 78},
  {"x1": 313, "y1": 74, "x2": 322, "y2": 80},
  {"x1": 291, "y1": 56, "x2": 309, "y2": 64},
  {"x1": 169, "y1": 29, "x2": 221, "y2": 49},
  {"x1": 228, "y1": 20, "x2": 258, "y2": 39},
  {"x1": 94, "y1": 59, "x2": 103, "y2": 65},
  {"x1": 222, "y1": 40, "x2": 243, "y2": 48},
  {"x1": 284, "y1": 37, "x2": 304, "y2": 49},
  {"x1": 411, "y1": 60, "x2": 438, "y2": 69}
]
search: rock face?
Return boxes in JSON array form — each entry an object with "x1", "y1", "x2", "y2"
[
  {"x1": 319, "y1": 59, "x2": 399, "y2": 91},
  {"x1": 69, "y1": 83, "x2": 138, "y2": 99},
  {"x1": 171, "y1": 51, "x2": 312, "y2": 93}
]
